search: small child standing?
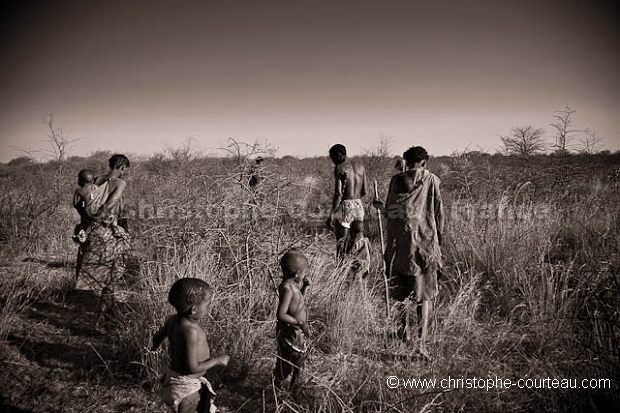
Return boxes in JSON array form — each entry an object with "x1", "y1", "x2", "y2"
[
  {"x1": 151, "y1": 278, "x2": 229, "y2": 413},
  {"x1": 274, "y1": 249, "x2": 311, "y2": 399},
  {"x1": 72, "y1": 169, "x2": 98, "y2": 243},
  {"x1": 346, "y1": 220, "x2": 371, "y2": 282}
]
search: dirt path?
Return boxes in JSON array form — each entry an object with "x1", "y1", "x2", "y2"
[
  {"x1": 1, "y1": 287, "x2": 169, "y2": 412},
  {"x1": 0, "y1": 258, "x2": 271, "y2": 413}
]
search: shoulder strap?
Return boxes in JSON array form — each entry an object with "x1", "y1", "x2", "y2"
[{"x1": 84, "y1": 181, "x2": 110, "y2": 217}]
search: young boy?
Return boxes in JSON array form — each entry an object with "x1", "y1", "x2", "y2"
[
  {"x1": 274, "y1": 249, "x2": 311, "y2": 399},
  {"x1": 345, "y1": 220, "x2": 371, "y2": 282},
  {"x1": 72, "y1": 169, "x2": 97, "y2": 243},
  {"x1": 151, "y1": 278, "x2": 229, "y2": 413}
]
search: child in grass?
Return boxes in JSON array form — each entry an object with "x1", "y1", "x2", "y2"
[
  {"x1": 274, "y1": 249, "x2": 311, "y2": 399},
  {"x1": 345, "y1": 220, "x2": 371, "y2": 282},
  {"x1": 72, "y1": 168, "x2": 97, "y2": 243},
  {"x1": 151, "y1": 278, "x2": 229, "y2": 413}
]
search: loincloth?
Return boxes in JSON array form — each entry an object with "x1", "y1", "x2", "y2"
[
  {"x1": 334, "y1": 199, "x2": 365, "y2": 228},
  {"x1": 161, "y1": 370, "x2": 217, "y2": 413},
  {"x1": 274, "y1": 323, "x2": 307, "y2": 381},
  {"x1": 276, "y1": 323, "x2": 307, "y2": 353}
]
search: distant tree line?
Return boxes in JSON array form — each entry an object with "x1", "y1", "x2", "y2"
[{"x1": 500, "y1": 105, "x2": 604, "y2": 156}]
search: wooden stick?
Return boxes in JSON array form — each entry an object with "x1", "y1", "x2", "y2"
[{"x1": 374, "y1": 179, "x2": 390, "y2": 318}]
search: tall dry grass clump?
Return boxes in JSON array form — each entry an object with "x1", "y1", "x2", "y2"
[{"x1": 437, "y1": 152, "x2": 620, "y2": 410}]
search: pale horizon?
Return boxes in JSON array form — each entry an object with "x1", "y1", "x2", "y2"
[{"x1": 1, "y1": 0, "x2": 618, "y2": 163}]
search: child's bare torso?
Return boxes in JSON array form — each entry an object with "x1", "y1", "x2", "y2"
[
  {"x1": 168, "y1": 315, "x2": 210, "y2": 378},
  {"x1": 282, "y1": 282, "x2": 307, "y2": 325}
]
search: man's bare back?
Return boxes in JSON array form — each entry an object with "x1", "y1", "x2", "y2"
[
  {"x1": 334, "y1": 159, "x2": 367, "y2": 200},
  {"x1": 327, "y1": 145, "x2": 368, "y2": 258},
  {"x1": 328, "y1": 144, "x2": 367, "y2": 226}
]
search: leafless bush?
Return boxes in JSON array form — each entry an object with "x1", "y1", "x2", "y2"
[{"x1": 500, "y1": 125, "x2": 547, "y2": 156}]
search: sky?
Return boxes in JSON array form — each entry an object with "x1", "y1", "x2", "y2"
[{"x1": 1, "y1": 0, "x2": 619, "y2": 163}]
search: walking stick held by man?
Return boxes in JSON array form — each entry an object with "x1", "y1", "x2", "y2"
[{"x1": 374, "y1": 179, "x2": 390, "y2": 318}]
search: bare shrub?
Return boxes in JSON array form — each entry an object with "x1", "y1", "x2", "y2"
[{"x1": 500, "y1": 125, "x2": 547, "y2": 156}]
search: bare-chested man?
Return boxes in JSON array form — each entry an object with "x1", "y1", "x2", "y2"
[{"x1": 326, "y1": 144, "x2": 368, "y2": 259}]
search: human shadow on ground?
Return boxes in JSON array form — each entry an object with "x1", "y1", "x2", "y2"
[
  {"x1": 21, "y1": 256, "x2": 75, "y2": 269},
  {"x1": 21, "y1": 254, "x2": 140, "y2": 280},
  {"x1": 27, "y1": 289, "x2": 139, "y2": 336},
  {"x1": 18, "y1": 290, "x2": 147, "y2": 379},
  {"x1": 6, "y1": 330, "x2": 145, "y2": 387},
  {"x1": 27, "y1": 292, "x2": 102, "y2": 337},
  {"x1": 6, "y1": 334, "x2": 116, "y2": 374}
]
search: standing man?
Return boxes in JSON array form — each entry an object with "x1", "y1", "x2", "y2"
[
  {"x1": 326, "y1": 144, "x2": 367, "y2": 259},
  {"x1": 374, "y1": 146, "x2": 443, "y2": 357}
]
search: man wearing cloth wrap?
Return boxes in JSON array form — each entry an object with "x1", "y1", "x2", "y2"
[{"x1": 375, "y1": 146, "x2": 444, "y2": 357}]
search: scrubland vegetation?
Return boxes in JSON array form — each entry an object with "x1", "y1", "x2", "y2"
[{"x1": 1, "y1": 146, "x2": 619, "y2": 412}]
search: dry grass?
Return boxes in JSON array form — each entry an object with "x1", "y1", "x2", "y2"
[{"x1": 0, "y1": 150, "x2": 619, "y2": 412}]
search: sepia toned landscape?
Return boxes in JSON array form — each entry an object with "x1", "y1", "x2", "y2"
[
  {"x1": 1, "y1": 1, "x2": 619, "y2": 411},
  {"x1": 1, "y1": 134, "x2": 618, "y2": 412}
]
